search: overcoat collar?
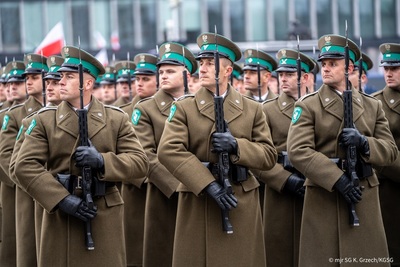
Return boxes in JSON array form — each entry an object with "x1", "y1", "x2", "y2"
[
  {"x1": 382, "y1": 86, "x2": 400, "y2": 115},
  {"x1": 154, "y1": 89, "x2": 175, "y2": 116},
  {"x1": 318, "y1": 84, "x2": 364, "y2": 122},
  {"x1": 195, "y1": 85, "x2": 244, "y2": 123},
  {"x1": 278, "y1": 93, "x2": 296, "y2": 119},
  {"x1": 56, "y1": 97, "x2": 106, "y2": 139}
]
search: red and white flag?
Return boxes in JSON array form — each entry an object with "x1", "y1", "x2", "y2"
[
  {"x1": 94, "y1": 31, "x2": 107, "y2": 49},
  {"x1": 111, "y1": 31, "x2": 121, "y2": 51},
  {"x1": 95, "y1": 48, "x2": 109, "y2": 67},
  {"x1": 34, "y1": 22, "x2": 65, "y2": 56}
]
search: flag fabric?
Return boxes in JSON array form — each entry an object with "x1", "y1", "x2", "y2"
[
  {"x1": 95, "y1": 48, "x2": 109, "y2": 67},
  {"x1": 34, "y1": 22, "x2": 65, "y2": 56},
  {"x1": 94, "y1": 31, "x2": 107, "y2": 49},
  {"x1": 111, "y1": 31, "x2": 121, "y2": 51}
]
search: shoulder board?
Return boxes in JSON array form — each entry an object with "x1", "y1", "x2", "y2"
[
  {"x1": 298, "y1": 91, "x2": 318, "y2": 102},
  {"x1": 8, "y1": 103, "x2": 24, "y2": 111},
  {"x1": 262, "y1": 96, "x2": 278, "y2": 104},
  {"x1": 361, "y1": 91, "x2": 378, "y2": 99},
  {"x1": 136, "y1": 96, "x2": 153, "y2": 105},
  {"x1": 104, "y1": 104, "x2": 125, "y2": 113},
  {"x1": 176, "y1": 94, "x2": 195, "y2": 101},
  {"x1": 0, "y1": 107, "x2": 10, "y2": 114},
  {"x1": 24, "y1": 111, "x2": 38, "y2": 119},
  {"x1": 37, "y1": 106, "x2": 57, "y2": 114},
  {"x1": 119, "y1": 102, "x2": 131, "y2": 109},
  {"x1": 242, "y1": 94, "x2": 258, "y2": 102}
]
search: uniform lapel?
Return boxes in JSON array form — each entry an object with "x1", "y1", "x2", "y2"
[
  {"x1": 383, "y1": 86, "x2": 400, "y2": 115},
  {"x1": 351, "y1": 89, "x2": 364, "y2": 122},
  {"x1": 87, "y1": 98, "x2": 107, "y2": 139},
  {"x1": 318, "y1": 85, "x2": 343, "y2": 121},
  {"x1": 196, "y1": 87, "x2": 215, "y2": 122},
  {"x1": 223, "y1": 86, "x2": 244, "y2": 123},
  {"x1": 56, "y1": 101, "x2": 79, "y2": 138},
  {"x1": 278, "y1": 93, "x2": 295, "y2": 119},
  {"x1": 155, "y1": 90, "x2": 174, "y2": 116}
]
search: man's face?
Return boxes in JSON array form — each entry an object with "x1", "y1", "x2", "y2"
[
  {"x1": 198, "y1": 57, "x2": 231, "y2": 90},
  {"x1": 158, "y1": 64, "x2": 184, "y2": 92},
  {"x1": 188, "y1": 76, "x2": 201, "y2": 94},
  {"x1": 268, "y1": 76, "x2": 279, "y2": 95},
  {"x1": 135, "y1": 75, "x2": 157, "y2": 98},
  {"x1": 0, "y1": 83, "x2": 6, "y2": 102},
  {"x1": 117, "y1": 80, "x2": 136, "y2": 99},
  {"x1": 25, "y1": 73, "x2": 43, "y2": 97},
  {"x1": 46, "y1": 79, "x2": 62, "y2": 104},
  {"x1": 348, "y1": 69, "x2": 361, "y2": 89},
  {"x1": 102, "y1": 83, "x2": 116, "y2": 103},
  {"x1": 243, "y1": 70, "x2": 259, "y2": 91},
  {"x1": 321, "y1": 58, "x2": 351, "y2": 89},
  {"x1": 59, "y1": 71, "x2": 81, "y2": 102},
  {"x1": 383, "y1": 66, "x2": 400, "y2": 90},
  {"x1": 9, "y1": 81, "x2": 26, "y2": 102},
  {"x1": 279, "y1": 71, "x2": 298, "y2": 98}
]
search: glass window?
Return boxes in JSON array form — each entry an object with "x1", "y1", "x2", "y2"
[
  {"x1": 0, "y1": 2, "x2": 21, "y2": 52},
  {"x1": 71, "y1": 1, "x2": 90, "y2": 49},
  {"x1": 273, "y1": 0, "x2": 289, "y2": 40},
  {"x1": 207, "y1": 0, "x2": 223, "y2": 32},
  {"x1": 359, "y1": 0, "x2": 374, "y2": 38},
  {"x1": 46, "y1": 1, "x2": 68, "y2": 44},
  {"x1": 316, "y1": 0, "x2": 332, "y2": 37},
  {"x1": 182, "y1": 0, "x2": 201, "y2": 42},
  {"x1": 230, "y1": 0, "x2": 245, "y2": 42},
  {"x1": 338, "y1": 0, "x2": 353, "y2": 38},
  {"x1": 23, "y1": 1, "x2": 44, "y2": 52},
  {"x1": 247, "y1": 0, "x2": 267, "y2": 41},
  {"x1": 381, "y1": 0, "x2": 396, "y2": 37},
  {"x1": 294, "y1": 0, "x2": 312, "y2": 39},
  {"x1": 92, "y1": 0, "x2": 111, "y2": 49},
  {"x1": 140, "y1": 0, "x2": 157, "y2": 48},
  {"x1": 118, "y1": 0, "x2": 134, "y2": 48}
]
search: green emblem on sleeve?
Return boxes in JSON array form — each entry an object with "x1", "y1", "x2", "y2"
[
  {"x1": 168, "y1": 104, "x2": 177, "y2": 122},
  {"x1": 2, "y1": 115, "x2": 9, "y2": 130},
  {"x1": 132, "y1": 109, "x2": 141, "y2": 125},
  {"x1": 16, "y1": 125, "x2": 24, "y2": 140},
  {"x1": 291, "y1": 107, "x2": 303, "y2": 124},
  {"x1": 26, "y1": 119, "x2": 36, "y2": 135}
]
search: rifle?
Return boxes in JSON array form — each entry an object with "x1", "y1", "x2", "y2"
[
  {"x1": 155, "y1": 45, "x2": 160, "y2": 90},
  {"x1": 112, "y1": 53, "x2": 117, "y2": 101},
  {"x1": 358, "y1": 37, "x2": 363, "y2": 92},
  {"x1": 343, "y1": 21, "x2": 360, "y2": 227},
  {"x1": 256, "y1": 44, "x2": 262, "y2": 102},
  {"x1": 127, "y1": 52, "x2": 133, "y2": 102},
  {"x1": 213, "y1": 26, "x2": 234, "y2": 234},
  {"x1": 77, "y1": 39, "x2": 96, "y2": 249},
  {"x1": 296, "y1": 35, "x2": 301, "y2": 99},
  {"x1": 41, "y1": 52, "x2": 46, "y2": 106},
  {"x1": 181, "y1": 46, "x2": 189, "y2": 94}
]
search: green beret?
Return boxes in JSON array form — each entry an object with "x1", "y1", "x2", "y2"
[
  {"x1": 24, "y1": 53, "x2": 48, "y2": 75},
  {"x1": 354, "y1": 53, "x2": 373, "y2": 73},
  {"x1": 243, "y1": 49, "x2": 277, "y2": 72},
  {"x1": 318, "y1": 34, "x2": 360, "y2": 63},
  {"x1": 196, "y1": 32, "x2": 241, "y2": 63},
  {"x1": 115, "y1": 61, "x2": 136, "y2": 82},
  {"x1": 5, "y1": 61, "x2": 26, "y2": 83},
  {"x1": 59, "y1": 46, "x2": 105, "y2": 78},
  {"x1": 276, "y1": 48, "x2": 315, "y2": 73},
  {"x1": 379, "y1": 43, "x2": 400, "y2": 67},
  {"x1": 44, "y1": 55, "x2": 64, "y2": 80},
  {"x1": 134, "y1": 53, "x2": 158, "y2": 75},
  {"x1": 157, "y1": 42, "x2": 198, "y2": 74}
]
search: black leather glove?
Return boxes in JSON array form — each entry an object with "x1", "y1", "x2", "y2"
[
  {"x1": 211, "y1": 127, "x2": 238, "y2": 154},
  {"x1": 283, "y1": 174, "x2": 305, "y2": 198},
  {"x1": 74, "y1": 140, "x2": 104, "y2": 170},
  {"x1": 58, "y1": 195, "x2": 97, "y2": 222},
  {"x1": 205, "y1": 181, "x2": 238, "y2": 211},
  {"x1": 334, "y1": 174, "x2": 362, "y2": 204},
  {"x1": 339, "y1": 128, "x2": 370, "y2": 155}
]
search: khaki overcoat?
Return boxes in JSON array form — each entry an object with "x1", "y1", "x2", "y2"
[
  {"x1": 0, "y1": 96, "x2": 42, "y2": 267},
  {"x1": 287, "y1": 85, "x2": 398, "y2": 267},
  {"x1": 15, "y1": 98, "x2": 148, "y2": 267},
  {"x1": 133, "y1": 89, "x2": 180, "y2": 267},
  {"x1": 158, "y1": 86, "x2": 277, "y2": 267},
  {"x1": 254, "y1": 93, "x2": 303, "y2": 267},
  {"x1": 372, "y1": 86, "x2": 400, "y2": 265}
]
